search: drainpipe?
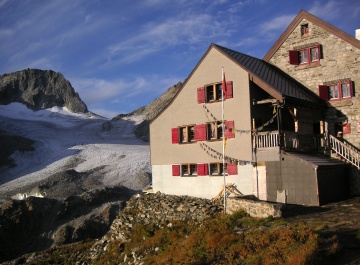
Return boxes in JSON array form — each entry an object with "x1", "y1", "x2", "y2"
[
  {"x1": 276, "y1": 100, "x2": 283, "y2": 192},
  {"x1": 252, "y1": 118, "x2": 259, "y2": 198}
]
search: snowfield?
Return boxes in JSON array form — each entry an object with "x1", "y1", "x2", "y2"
[{"x1": 0, "y1": 103, "x2": 151, "y2": 198}]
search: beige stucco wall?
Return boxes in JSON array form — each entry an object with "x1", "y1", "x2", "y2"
[
  {"x1": 152, "y1": 164, "x2": 254, "y2": 199},
  {"x1": 150, "y1": 47, "x2": 254, "y2": 198},
  {"x1": 268, "y1": 19, "x2": 360, "y2": 147}
]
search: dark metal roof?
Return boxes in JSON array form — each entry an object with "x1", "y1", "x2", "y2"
[{"x1": 213, "y1": 44, "x2": 326, "y2": 107}]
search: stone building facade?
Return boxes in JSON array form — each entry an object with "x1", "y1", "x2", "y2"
[{"x1": 264, "y1": 10, "x2": 360, "y2": 148}]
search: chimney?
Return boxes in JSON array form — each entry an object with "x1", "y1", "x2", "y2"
[{"x1": 356, "y1": 29, "x2": 360, "y2": 40}]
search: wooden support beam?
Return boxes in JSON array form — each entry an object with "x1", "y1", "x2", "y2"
[{"x1": 253, "y1": 99, "x2": 278, "y2": 105}]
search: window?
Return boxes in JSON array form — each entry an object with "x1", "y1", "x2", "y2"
[
  {"x1": 319, "y1": 81, "x2": 353, "y2": 101},
  {"x1": 289, "y1": 45, "x2": 321, "y2": 65},
  {"x1": 210, "y1": 162, "x2": 237, "y2": 176},
  {"x1": 209, "y1": 163, "x2": 224, "y2": 176},
  {"x1": 205, "y1": 83, "x2": 223, "y2": 102},
  {"x1": 174, "y1": 163, "x2": 237, "y2": 177},
  {"x1": 197, "y1": 81, "x2": 233, "y2": 103},
  {"x1": 329, "y1": 84, "x2": 339, "y2": 99},
  {"x1": 172, "y1": 121, "x2": 234, "y2": 143},
  {"x1": 301, "y1": 24, "x2": 309, "y2": 36},
  {"x1": 207, "y1": 121, "x2": 223, "y2": 140},
  {"x1": 341, "y1": 83, "x2": 352, "y2": 98},
  {"x1": 172, "y1": 125, "x2": 195, "y2": 144},
  {"x1": 181, "y1": 164, "x2": 197, "y2": 176},
  {"x1": 179, "y1": 126, "x2": 195, "y2": 143}
]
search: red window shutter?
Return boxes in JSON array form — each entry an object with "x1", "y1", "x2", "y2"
[
  {"x1": 227, "y1": 162, "x2": 237, "y2": 175},
  {"x1": 172, "y1": 165, "x2": 180, "y2": 176},
  {"x1": 194, "y1": 124, "x2": 207, "y2": 141},
  {"x1": 197, "y1": 87, "x2": 205, "y2": 103},
  {"x1": 224, "y1": 121, "x2": 235, "y2": 139},
  {"x1": 343, "y1": 123, "x2": 351, "y2": 134},
  {"x1": 289, "y1": 50, "x2": 299, "y2": 65},
  {"x1": 171, "y1": 128, "x2": 179, "y2": 144},
  {"x1": 318, "y1": 85, "x2": 329, "y2": 100},
  {"x1": 225, "y1": 81, "x2": 233, "y2": 99},
  {"x1": 197, "y1": 163, "x2": 208, "y2": 176}
]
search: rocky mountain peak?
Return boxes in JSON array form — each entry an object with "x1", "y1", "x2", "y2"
[
  {"x1": 113, "y1": 81, "x2": 183, "y2": 141},
  {"x1": 0, "y1": 69, "x2": 88, "y2": 113}
]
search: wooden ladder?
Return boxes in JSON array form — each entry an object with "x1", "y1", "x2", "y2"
[{"x1": 212, "y1": 183, "x2": 243, "y2": 202}]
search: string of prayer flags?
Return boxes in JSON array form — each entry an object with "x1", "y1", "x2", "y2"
[
  {"x1": 198, "y1": 142, "x2": 252, "y2": 165},
  {"x1": 254, "y1": 113, "x2": 277, "y2": 132},
  {"x1": 203, "y1": 103, "x2": 276, "y2": 133}
]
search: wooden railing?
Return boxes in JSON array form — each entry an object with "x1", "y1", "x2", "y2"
[
  {"x1": 254, "y1": 131, "x2": 359, "y2": 169},
  {"x1": 329, "y1": 135, "x2": 360, "y2": 169},
  {"x1": 254, "y1": 131, "x2": 324, "y2": 150},
  {"x1": 254, "y1": 131, "x2": 279, "y2": 148}
]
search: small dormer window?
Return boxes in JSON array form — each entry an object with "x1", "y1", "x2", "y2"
[{"x1": 301, "y1": 24, "x2": 309, "y2": 36}]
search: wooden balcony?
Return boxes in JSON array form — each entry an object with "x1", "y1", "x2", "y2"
[{"x1": 254, "y1": 131, "x2": 325, "y2": 151}]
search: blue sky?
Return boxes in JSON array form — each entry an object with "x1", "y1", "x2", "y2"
[{"x1": 1, "y1": 0, "x2": 359, "y2": 118}]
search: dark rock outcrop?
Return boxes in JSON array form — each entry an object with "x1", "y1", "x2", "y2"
[
  {"x1": 0, "y1": 130, "x2": 35, "y2": 168},
  {"x1": 0, "y1": 186, "x2": 132, "y2": 263},
  {"x1": 0, "y1": 69, "x2": 88, "y2": 113}
]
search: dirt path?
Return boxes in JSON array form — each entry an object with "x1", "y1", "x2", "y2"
[{"x1": 283, "y1": 197, "x2": 360, "y2": 264}]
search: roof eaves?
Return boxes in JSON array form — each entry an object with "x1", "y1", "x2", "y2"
[
  {"x1": 149, "y1": 44, "x2": 217, "y2": 125},
  {"x1": 213, "y1": 44, "x2": 284, "y2": 102}
]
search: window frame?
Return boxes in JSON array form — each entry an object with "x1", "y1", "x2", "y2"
[
  {"x1": 206, "y1": 83, "x2": 223, "y2": 102},
  {"x1": 289, "y1": 45, "x2": 321, "y2": 65},
  {"x1": 299, "y1": 46, "x2": 320, "y2": 65},
  {"x1": 197, "y1": 81, "x2": 233, "y2": 104},
  {"x1": 319, "y1": 81, "x2": 353, "y2": 101},
  {"x1": 209, "y1": 162, "x2": 223, "y2": 176},
  {"x1": 179, "y1": 125, "x2": 195, "y2": 143},
  {"x1": 301, "y1": 24, "x2": 309, "y2": 36},
  {"x1": 181, "y1": 163, "x2": 197, "y2": 176},
  {"x1": 207, "y1": 121, "x2": 223, "y2": 140}
]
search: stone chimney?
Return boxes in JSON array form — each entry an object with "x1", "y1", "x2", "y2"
[{"x1": 356, "y1": 29, "x2": 360, "y2": 40}]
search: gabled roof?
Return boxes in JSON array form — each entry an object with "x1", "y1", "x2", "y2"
[
  {"x1": 213, "y1": 44, "x2": 325, "y2": 106},
  {"x1": 150, "y1": 43, "x2": 326, "y2": 124},
  {"x1": 264, "y1": 9, "x2": 360, "y2": 62}
]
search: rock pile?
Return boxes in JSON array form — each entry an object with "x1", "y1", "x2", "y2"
[
  {"x1": 110, "y1": 192, "x2": 222, "y2": 240},
  {"x1": 90, "y1": 192, "x2": 223, "y2": 260}
]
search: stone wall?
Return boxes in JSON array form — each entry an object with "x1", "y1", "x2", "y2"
[
  {"x1": 226, "y1": 197, "x2": 283, "y2": 218},
  {"x1": 269, "y1": 19, "x2": 360, "y2": 147}
]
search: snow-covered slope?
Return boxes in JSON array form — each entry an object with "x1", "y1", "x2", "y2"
[{"x1": 0, "y1": 103, "x2": 150, "y2": 198}]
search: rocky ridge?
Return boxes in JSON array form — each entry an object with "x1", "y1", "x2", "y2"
[
  {"x1": 0, "y1": 69, "x2": 88, "y2": 113},
  {"x1": 113, "y1": 81, "x2": 182, "y2": 141}
]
